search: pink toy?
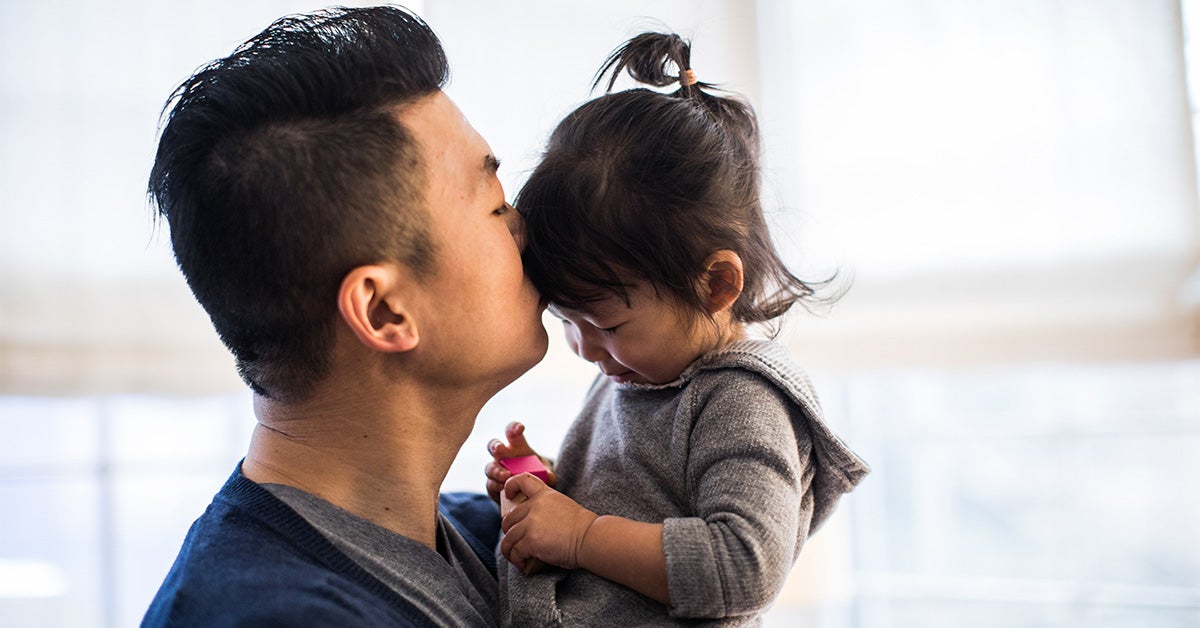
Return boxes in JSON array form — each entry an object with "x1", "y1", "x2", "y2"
[{"x1": 499, "y1": 455, "x2": 550, "y2": 483}]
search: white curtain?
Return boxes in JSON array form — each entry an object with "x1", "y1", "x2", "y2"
[{"x1": 756, "y1": 0, "x2": 1199, "y2": 366}]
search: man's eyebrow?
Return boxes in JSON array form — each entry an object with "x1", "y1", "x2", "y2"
[{"x1": 483, "y1": 154, "x2": 501, "y2": 174}]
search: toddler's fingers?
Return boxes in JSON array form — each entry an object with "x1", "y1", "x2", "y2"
[
  {"x1": 508, "y1": 549, "x2": 528, "y2": 572},
  {"x1": 485, "y1": 460, "x2": 511, "y2": 482},
  {"x1": 500, "y1": 520, "x2": 527, "y2": 562},
  {"x1": 484, "y1": 462, "x2": 509, "y2": 502},
  {"x1": 505, "y1": 421, "x2": 532, "y2": 452},
  {"x1": 504, "y1": 472, "x2": 548, "y2": 500},
  {"x1": 500, "y1": 492, "x2": 534, "y2": 533}
]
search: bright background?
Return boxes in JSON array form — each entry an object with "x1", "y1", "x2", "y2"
[{"x1": 1, "y1": 1, "x2": 1198, "y2": 626}]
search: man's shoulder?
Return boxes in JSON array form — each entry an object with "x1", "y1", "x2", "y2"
[{"x1": 142, "y1": 474, "x2": 437, "y2": 627}]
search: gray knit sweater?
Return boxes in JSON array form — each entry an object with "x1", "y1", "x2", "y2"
[{"x1": 499, "y1": 339, "x2": 869, "y2": 626}]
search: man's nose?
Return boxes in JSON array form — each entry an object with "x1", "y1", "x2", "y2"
[{"x1": 506, "y1": 203, "x2": 527, "y2": 253}]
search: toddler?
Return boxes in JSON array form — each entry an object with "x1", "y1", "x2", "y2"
[{"x1": 485, "y1": 32, "x2": 869, "y2": 626}]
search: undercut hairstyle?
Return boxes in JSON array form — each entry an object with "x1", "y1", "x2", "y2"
[
  {"x1": 518, "y1": 32, "x2": 833, "y2": 328},
  {"x1": 148, "y1": 6, "x2": 449, "y2": 401}
]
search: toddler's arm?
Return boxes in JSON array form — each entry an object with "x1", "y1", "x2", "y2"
[
  {"x1": 500, "y1": 474, "x2": 670, "y2": 605},
  {"x1": 659, "y1": 377, "x2": 811, "y2": 618}
]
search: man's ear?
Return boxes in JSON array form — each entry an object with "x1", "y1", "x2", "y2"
[
  {"x1": 699, "y1": 250, "x2": 744, "y2": 314},
  {"x1": 337, "y1": 264, "x2": 419, "y2": 353}
]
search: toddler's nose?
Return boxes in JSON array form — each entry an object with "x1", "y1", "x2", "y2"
[{"x1": 575, "y1": 335, "x2": 608, "y2": 364}]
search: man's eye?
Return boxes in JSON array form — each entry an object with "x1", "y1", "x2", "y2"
[{"x1": 492, "y1": 205, "x2": 509, "y2": 216}]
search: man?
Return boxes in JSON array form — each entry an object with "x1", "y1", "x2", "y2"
[{"x1": 142, "y1": 6, "x2": 548, "y2": 626}]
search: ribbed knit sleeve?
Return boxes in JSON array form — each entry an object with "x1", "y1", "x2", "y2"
[{"x1": 661, "y1": 370, "x2": 814, "y2": 618}]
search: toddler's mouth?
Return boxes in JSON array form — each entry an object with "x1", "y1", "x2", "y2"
[{"x1": 604, "y1": 369, "x2": 635, "y2": 383}]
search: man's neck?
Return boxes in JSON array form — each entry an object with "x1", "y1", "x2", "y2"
[{"x1": 241, "y1": 386, "x2": 477, "y2": 550}]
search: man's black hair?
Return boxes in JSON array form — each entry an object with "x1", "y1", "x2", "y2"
[{"x1": 149, "y1": 6, "x2": 449, "y2": 400}]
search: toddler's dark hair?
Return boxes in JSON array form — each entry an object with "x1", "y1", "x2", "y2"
[{"x1": 518, "y1": 32, "x2": 827, "y2": 326}]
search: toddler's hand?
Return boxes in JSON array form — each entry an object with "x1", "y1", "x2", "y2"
[
  {"x1": 484, "y1": 421, "x2": 557, "y2": 504},
  {"x1": 500, "y1": 473, "x2": 598, "y2": 572}
]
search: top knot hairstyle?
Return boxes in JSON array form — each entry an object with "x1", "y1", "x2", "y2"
[
  {"x1": 149, "y1": 7, "x2": 449, "y2": 401},
  {"x1": 518, "y1": 32, "x2": 826, "y2": 327}
]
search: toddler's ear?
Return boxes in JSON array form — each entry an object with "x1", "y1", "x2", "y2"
[{"x1": 700, "y1": 250, "x2": 744, "y2": 314}]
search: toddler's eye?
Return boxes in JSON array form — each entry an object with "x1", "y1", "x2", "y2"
[{"x1": 598, "y1": 324, "x2": 620, "y2": 334}]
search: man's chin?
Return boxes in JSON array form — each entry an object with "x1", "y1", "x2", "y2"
[
  {"x1": 494, "y1": 327, "x2": 550, "y2": 389},
  {"x1": 523, "y1": 327, "x2": 551, "y2": 371}
]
